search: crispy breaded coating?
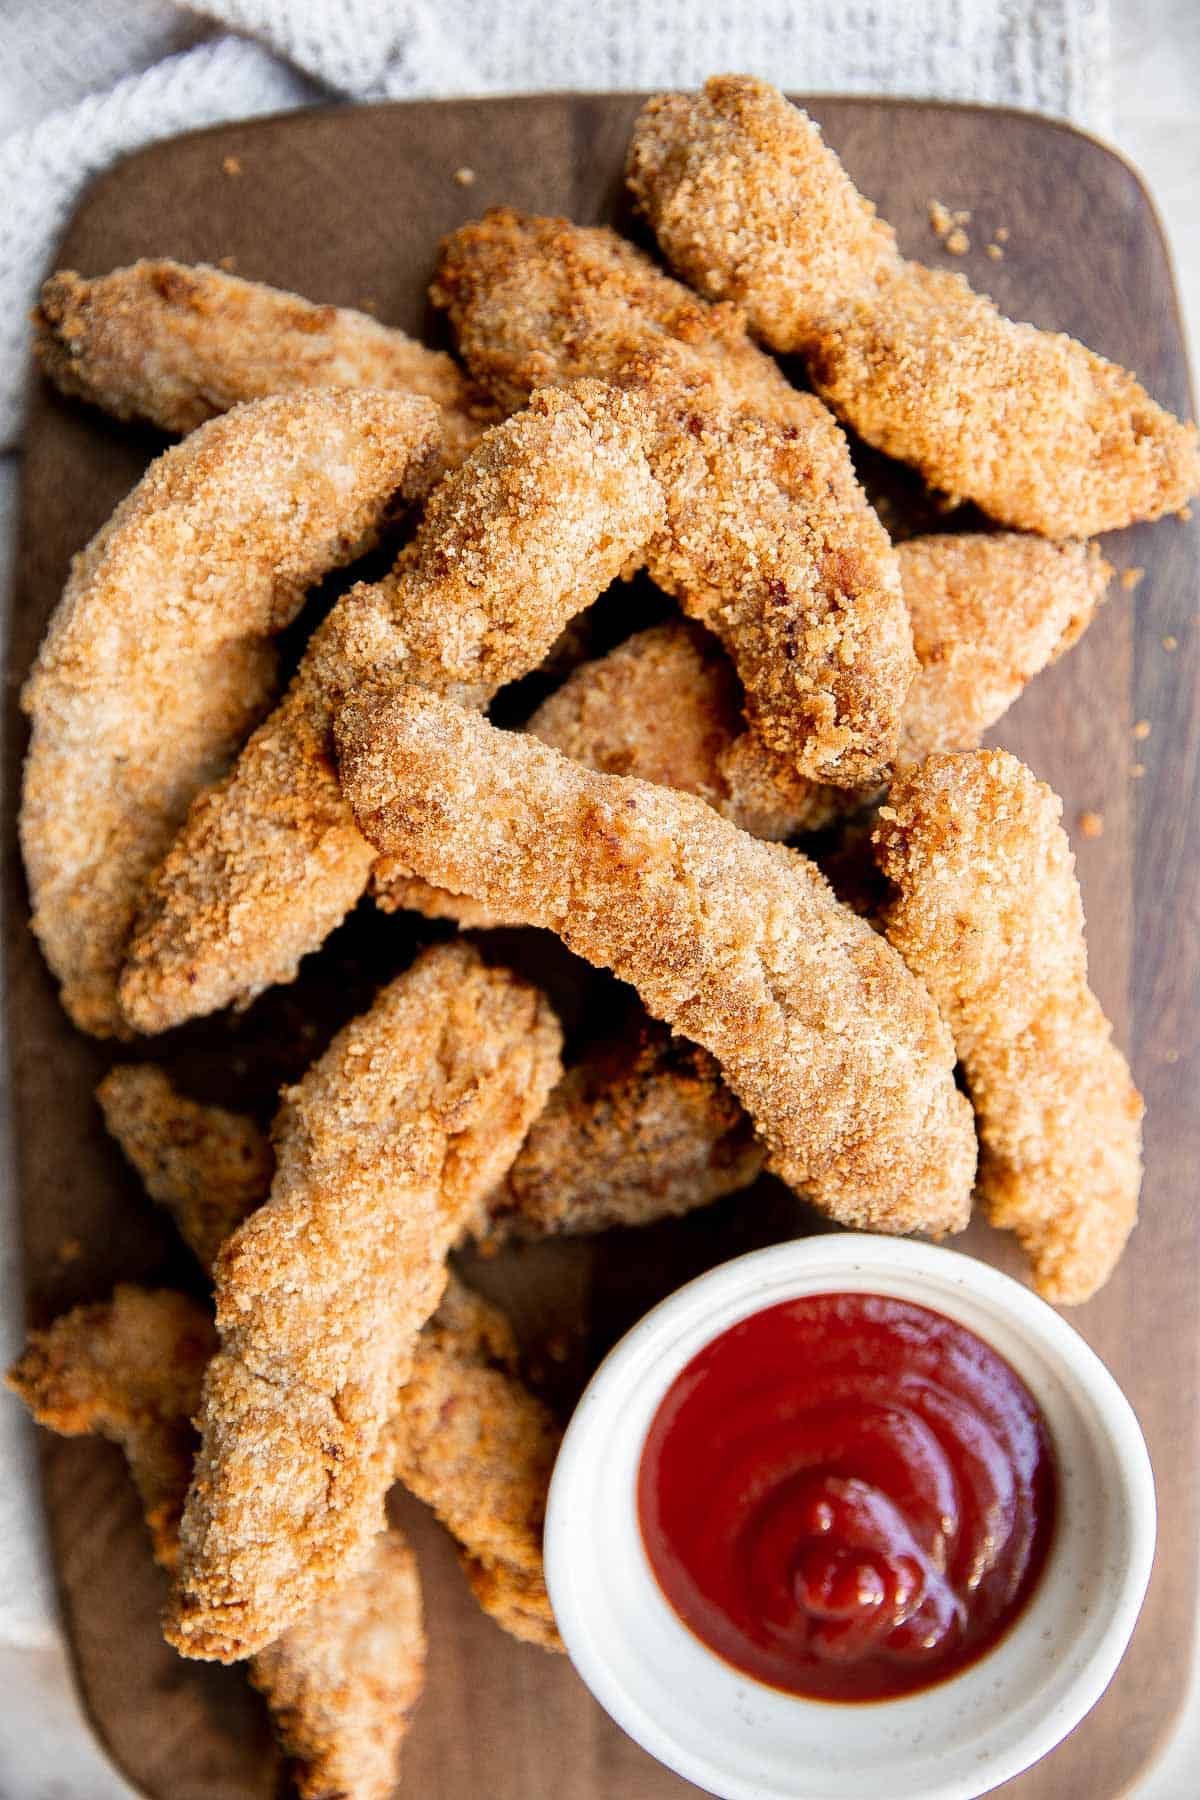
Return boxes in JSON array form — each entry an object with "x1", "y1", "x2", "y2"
[
  {"x1": 488, "y1": 1016, "x2": 764, "y2": 1239},
  {"x1": 7, "y1": 1291, "x2": 426, "y2": 1798},
  {"x1": 97, "y1": 1064, "x2": 273, "y2": 1269},
  {"x1": 874, "y1": 751, "x2": 1143, "y2": 1302},
  {"x1": 36, "y1": 260, "x2": 495, "y2": 464},
  {"x1": 249, "y1": 1531, "x2": 426, "y2": 1800},
  {"x1": 336, "y1": 688, "x2": 976, "y2": 1236},
  {"x1": 627, "y1": 76, "x2": 1200, "y2": 535},
  {"x1": 431, "y1": 206, "x2": 816, "y2": 428},
  {"x1": 434, "y1": 210, "x2": 914, "y2": 785},
  {"x1": 390, "y1": 1281, "x2": 563, "y2": 1651},
  {"x1": 21, "y1": 388, "x2": 441, "y2": 1038},
  {"x1": 5, "y1": 1285, "x2": 214, "y2": 1569},
  {"x1": 168, "y1": 944, "x2": 562, "y2": 1661},
  {"x1": 639, "y1": 380, "x2": 911, "y2": 785},
  {"x1": 118, "y1": 384, "x2": 663, "y2": 1033},
  {"x1": 894, "y1": 535, "x2": 1109, "y2": 760},
  {"x1": 370, "y1": 532, "x2": 1112, "y2": 938}
]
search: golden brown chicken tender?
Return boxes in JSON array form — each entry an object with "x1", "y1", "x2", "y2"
[
  {"x1": 36, "y1": 260, "x2": 495, "y2": 463},
  {"x1": 118, "y1": 383, "x2": 663, "y2": 1034},
  {"x1": 5, "y1": 1285, "x2": 213, "y2": 1569},
  {"x1": 248, "y1": 1531, "x2": 427, "y2": 1800},
  {"x1": 97, "y1": 1064, "x2": 273, "y2": 1269},
  {"x1": 7, "y1": 1289, "x2": 427, "y2": 1800},
  {"x1": 336, "y1": 687, "x2": 976, "y2": 1238},
  {"x1": 20, "y1": 388, "x2": 441, "y2": 1038},
  {"x1": 874, "y1": 750, "x2": 1143, "y2": 1302},
  {"x1": 390, "y1": 1281, "x2": 563, "y2": 1651},
  {"x1": 480, "y1": 533, "x2": 1109, "y2": 843},
  {"x1": 168, "y1": 943, "x2": 562, "y2": 1662},
  {"x1": 627, "y1": 76, "x2": 1200, "y2": 535},
  {"x1": 431, "y1": 207, "x2": 814, "y2": 427},
  {"x1": 488, "y1": 1016, "x2": 764, "y2": 1240},
  {"x1": 434, "y1": 209, "x2": 914, "y2": 786}
]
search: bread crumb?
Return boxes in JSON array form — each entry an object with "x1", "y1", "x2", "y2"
[
  {"x1": 994, "y1": 226, "x2": 1010, "y2": 242},
  {"x1": 928, "y1": 199, "x2": 953, "y2": 236},
  {"x1": 1120, "y1": 566, "x2": 1144, "y2": 591},
  {"x1": 1130, "y1": 762, "x2": 1146, "y2": 778},
  {"x1": 453, "y1": 166, "x2": 476, "y2": 187},
  {"x1": 358, "y1": 296, "x2": 378, "y2": 316},
  {"x1": 944, "y1": 228, "x2": 970, "y2": 256},
  {"x1": 217, "y1": 255, "x2": 236, "y2": 272},
  {"x1": 1078, "y1": 810, "x2": 1104, "y2": 839},
  {"x1": 986, "y1": 243, "x2": 1004, "y2": 261},
  {"x1": 222, "y1": 155, "x2": 242, "y2": 177},
  {"x1": 1132, "y1": 719, "x2": 1151, "y2": 741},
  {"x1": 1165, "y1": 1048, "x2": 1180, "y2": 1064},
  {"x1": 1162, "y1": 634, "x2": 1179, "y2": 652},
  {"x1": 55, "y1": 1236, "x2": 82, "y2": 1265},
  {"x1": 1178, "y1": 504, "x2": 1193, "y2": 521}
]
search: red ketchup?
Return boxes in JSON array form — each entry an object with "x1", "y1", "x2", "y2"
[{"x1": 637, "y1": 1294, "x2": 1056, "y2": 1702}]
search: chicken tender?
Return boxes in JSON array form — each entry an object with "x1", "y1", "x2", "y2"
[
  {"x1": 21, "y1": 388, "x2": 440, "y2": 1037},
  {"x1": 893, "y1": 534, "x2": 1108, "y2": 760},
  {"x1": 248, "y1": 1531, "x2": 426, "y2": 1800},
  {"x1": 5, "y1": 1285, "x2": 213, "y2": 1569},
  {"x1": 118, "y1": 383, "x2": 663, "y2": 1033},
  {"x1": 336, "y1": 688, "x2": 976, "y2": 1236},
  {"x1": 390, "y1": 1281, "x2": 563, "y2": 1651},
  {"x1": 642, "y1": 384, "x2": 911, "y2": 784},
  {"x1": 371, "y1": 533, "x2": 1111, "y2": 939},
  {"x1": 7, "y1": 1290, "x2": 426, "y2": 1800},
  {"x1": 431, "y1": 206, "x2": 817, "y2": 427},
  {"x1": 488, "y1": 1016, "x2": 764, "y2": 1239},
  {"x1": 168, "y1": 943, "x2": 562, "y2": 1661},
  {"x1": 97, "y1": 1064, "x2": 273, "y2": 1268},
  {"x1": 874, "y1": 750, "x2": 1143, "y2": 1302},
  {"x1": 36, "y1": 260, "x2": 495, "y2": 464},
  {"x1": 434, "y1": 209, "x2": 914, "y2": 785},
  {"x1": 627, "y1": 76, "x2": 1200, "y2": 535}
]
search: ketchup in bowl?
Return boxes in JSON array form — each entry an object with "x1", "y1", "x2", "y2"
[{"x1": 637, "y1": 1293, "x2": 1056, "y2": 1702}]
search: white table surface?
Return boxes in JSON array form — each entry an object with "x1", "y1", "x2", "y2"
[{"x1": 1, "y1": 4, "x2": 1198, "y2": 1794}]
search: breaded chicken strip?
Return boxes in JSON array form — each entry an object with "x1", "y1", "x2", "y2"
[
  {"x1": 336, "y1": 689, "x2": 976, "y2": 1236},
  {"x1": 537, "y1": 531, "x2": 1107, "y2": 822},
  {"x1": 874, "y1": 751, "x2": 1143, "y2": 1303},
  {"x1": 6, "y1": 1285, "x2": 214, "y2": 1568},
  {"x1": 7, "y1": 1291, "x2": 426, "y2": 1800},
  {"x1": 370, "y1": 533, "x2": 1111, "y2": 939},
  {"x1": 36, "y1": 260, "x2": 495, "y2": 464},
  {"x1": 21, "y1": 388, "x2": 440, "y2": 1038},
  {"x1": 83, "y1": 1057, "x2": 570, "y2": 1654},
  {"x1": 488, "y1": 1016, "x2": 764, "y2": 1239},
  {"x1": 168, "y1": 944, "x2": 562, "y2": 1661},
  {"x1": 97, "y1": 1064, "x2": 273, "y2": 1268},
  {"x1": 434, "y1": 209, "x2": 913, "y2": 785},
  {"x1": 431, "y1": 206, "x2": 817, "y2": 427},
  {"x1": 390, "y1": 1279, "x2": 563, "y2": 1651},
  {"x1": 118, "y1": 384, "x2": 663, "y2": 1033},
  {"x1": 248, "y1": 1531, "x2": 426, "y2": 1800},
  {"x1": 627, "y1": 76, "x2": 1200, "y2": 536}
]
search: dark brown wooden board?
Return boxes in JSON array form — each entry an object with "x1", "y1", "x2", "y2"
[{"x1": 7, "y1": 93, "x2": 1199, "y2": 1800}]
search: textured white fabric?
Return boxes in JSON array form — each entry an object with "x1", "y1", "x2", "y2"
[{"x1": 0, "y1": 0, "x2": 1109, "y2": 1721}]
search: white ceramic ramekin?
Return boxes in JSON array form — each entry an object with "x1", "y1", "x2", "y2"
[{"x1": 544, "y1": 1236, "x2": 1155, "y2": 1800}]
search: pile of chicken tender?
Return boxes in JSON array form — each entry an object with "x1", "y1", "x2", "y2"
[{"x1": 9, "y1": 77, "x2": 1190, "y2": 1798}]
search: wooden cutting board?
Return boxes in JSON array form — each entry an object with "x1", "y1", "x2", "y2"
[{"x1": 7, "y1": 94, "x2": 1199, "y2": 1800}]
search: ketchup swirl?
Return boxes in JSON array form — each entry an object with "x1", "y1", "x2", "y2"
[{"x1": 637, "y1": 1294, "x2": 1056, "y2": 1701}]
